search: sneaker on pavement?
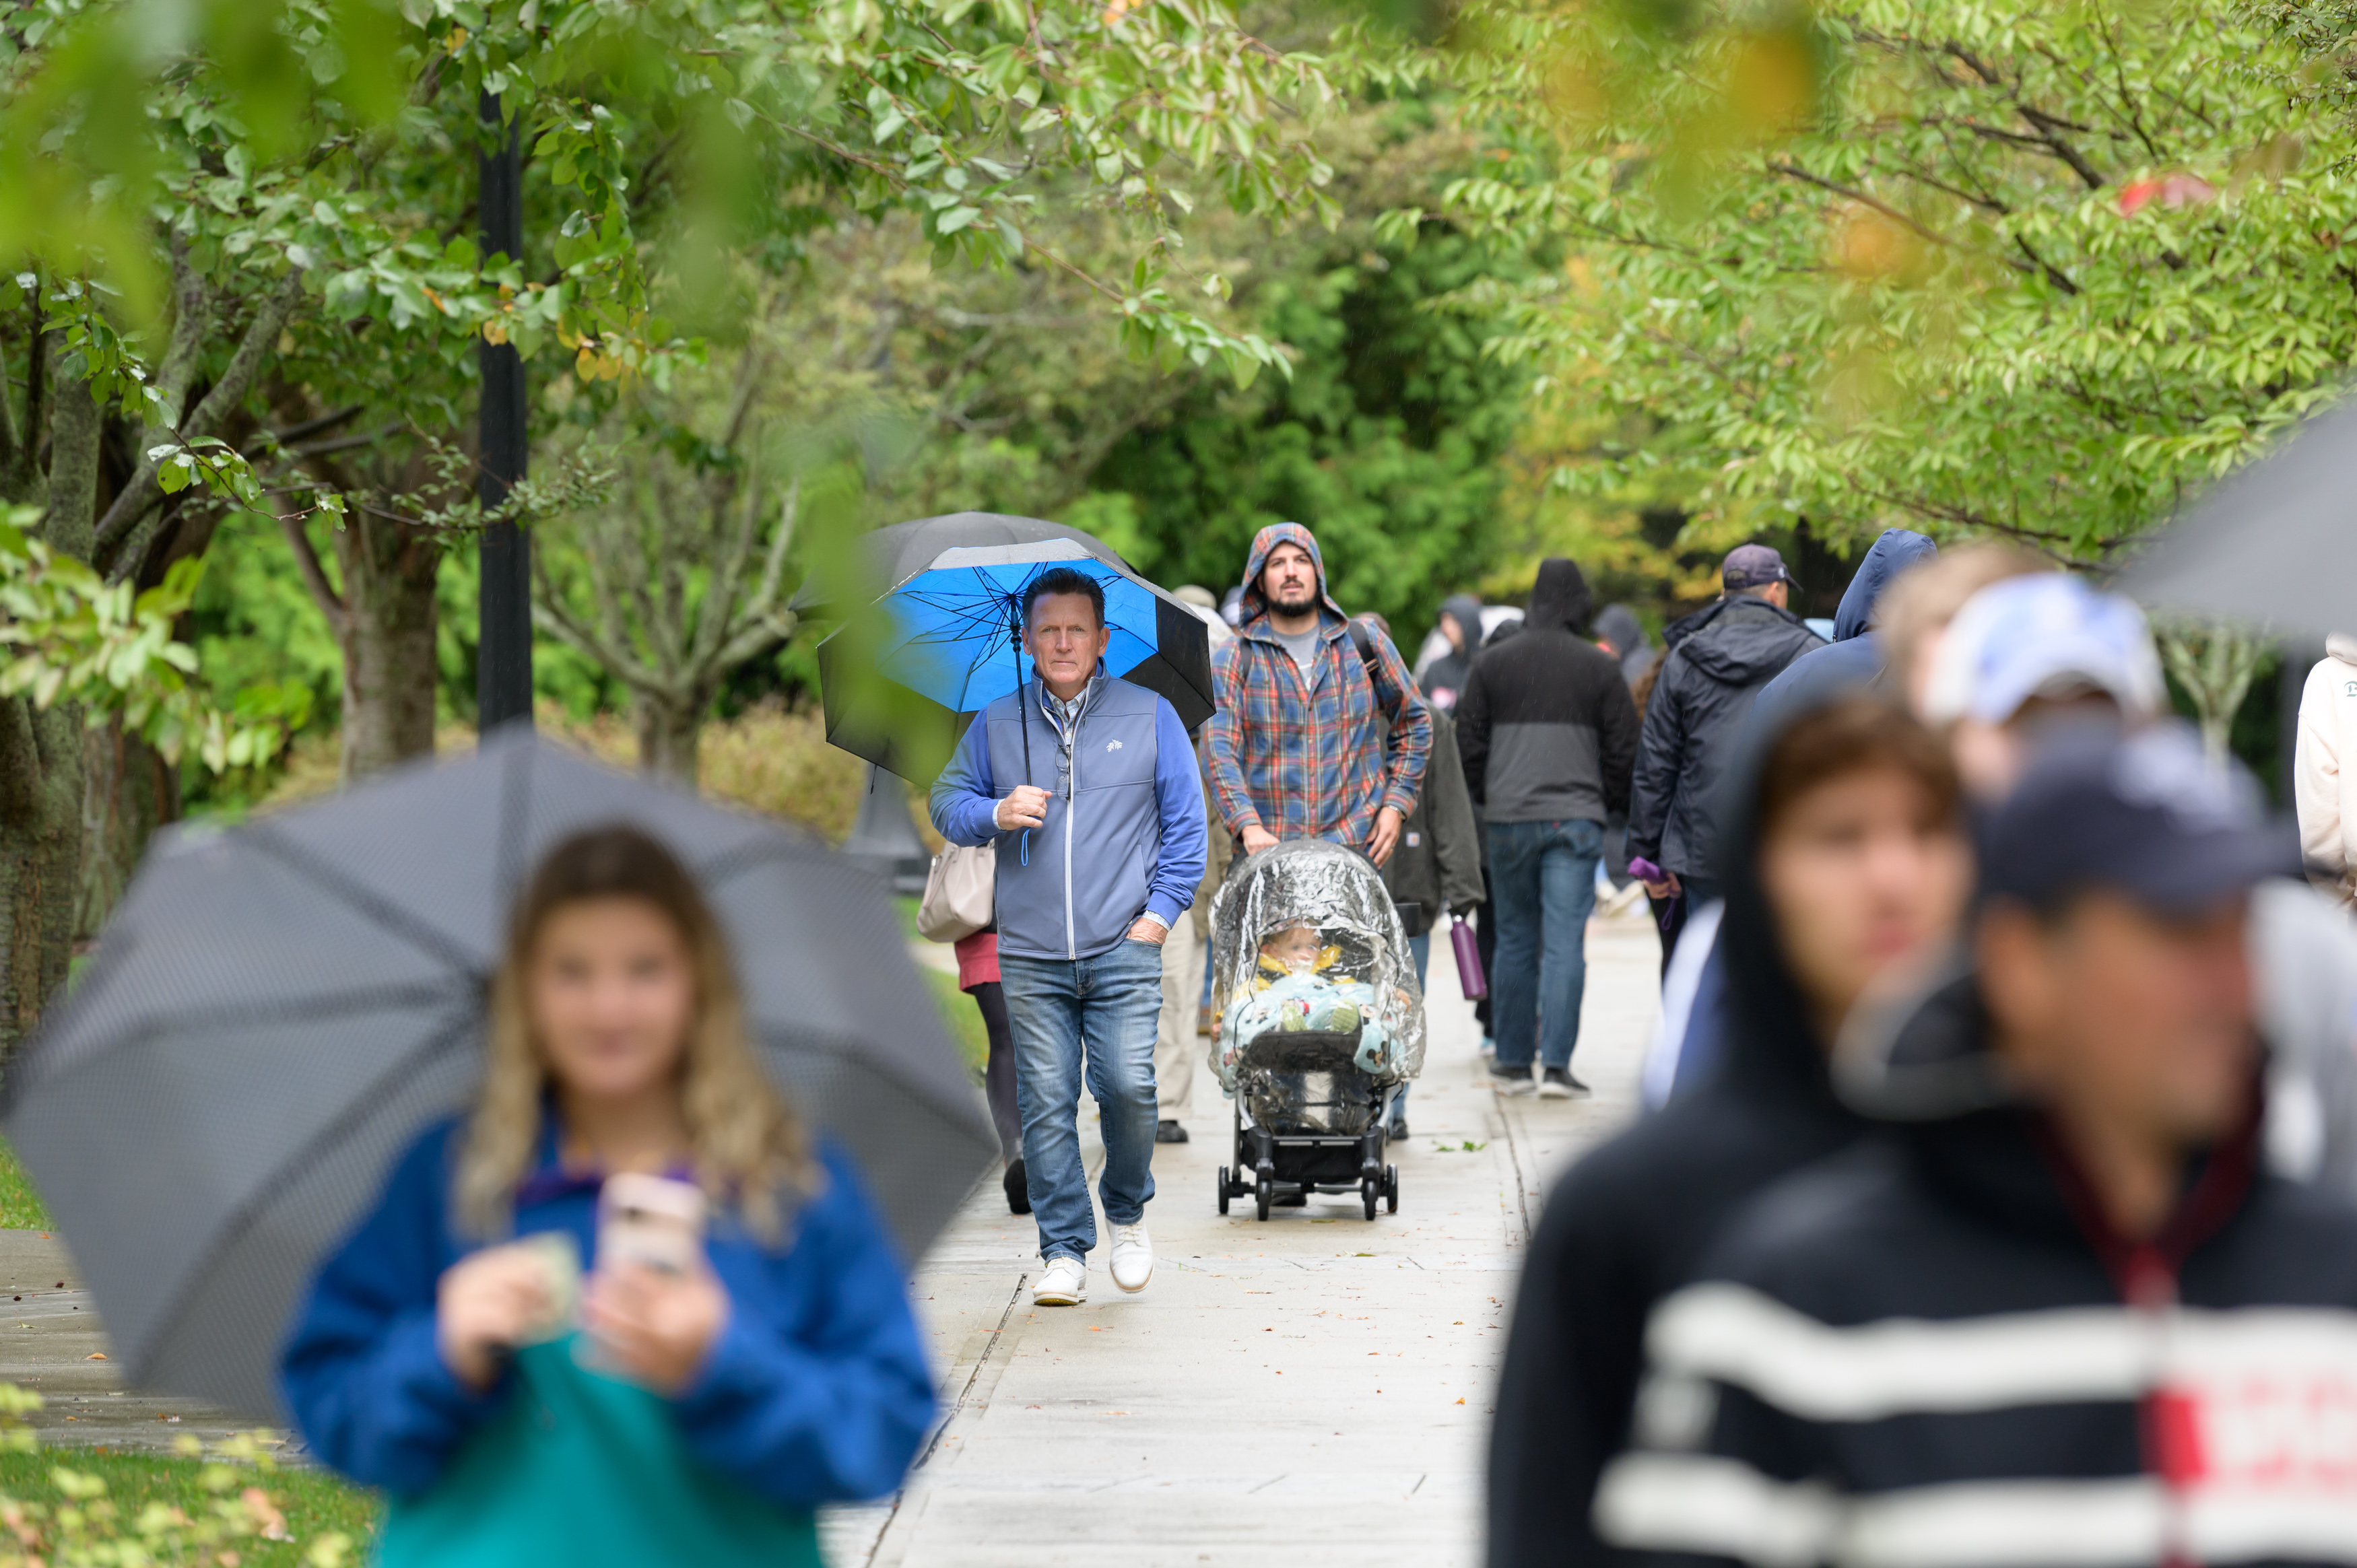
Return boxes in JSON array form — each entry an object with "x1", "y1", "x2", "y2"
[
  {"x1": 1003, "y1": 1159, "x2": 1031, "y2": 1215},
  {"x1": 1537, "y1": 1066, "x2": 1588, "y2": 1099},
  {"x1": 1033, "y1": 1255, "x2": 1086, "y2": 1305},
  {"x1": 1109, "y1": 1224, "x2": 1154, "y2": 1293},
  {"x1": 1490, "y1": 1062, "x2": 1535, "y2": 1097},
  {"x1": 1387, "y1": 1116, "x2": 1409, "y2": 1140},
  {"x1": 1154, "y1": 1120, "x2": 1190, "y2": 1145},
  {"x1": 1479, "y1": 1036, "x2": 1497, "y2": 1060}
]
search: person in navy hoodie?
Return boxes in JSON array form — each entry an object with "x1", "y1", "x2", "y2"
[{"x1": 281, "y1": 826, "x2": 933, "y2": 1568}]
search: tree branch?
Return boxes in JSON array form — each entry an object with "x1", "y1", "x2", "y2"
[
  {"x1": 92, "y1": 268, "x2": 306, "y2": 566},
  {"x1": 531, "y1": 550, "x2": 668, "y2": 692},
  {"x1": 42, "y1": 333, "x2": 103, "y2": 562},
  {"x1": 279, "y1": 513, "x2": 350, "y2": 636},
  {"x1": 148, "y1": 235, "x2": 216, "y2": 439},
  {"x1": 2012, "y1": 233, "x2": 2080, "y2": 296},
  {"x1": 1766, "y1": 161, "x2": 1952, "y2": 250}
]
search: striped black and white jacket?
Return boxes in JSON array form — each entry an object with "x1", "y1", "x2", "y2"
[{"x1": 1595, "y1": 1045, "x2": 2357, "y2": 1568}]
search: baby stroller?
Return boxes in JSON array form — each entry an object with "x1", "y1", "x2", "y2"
[{"x1": 1207, "y1": 839, "x2": 1425, "y2": 1221}]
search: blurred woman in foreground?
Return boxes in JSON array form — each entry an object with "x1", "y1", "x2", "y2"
[
  {"x1": 284, "y1": 827, "x2": 933, "y2": 1567},
  {"x1": 1486, "y1": 697, "x2": 1972, "y2": 1567}
]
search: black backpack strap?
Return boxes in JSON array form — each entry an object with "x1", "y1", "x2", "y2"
[{"x1": 1346, "y1": 617, "x2": 1399, "y2": 724}]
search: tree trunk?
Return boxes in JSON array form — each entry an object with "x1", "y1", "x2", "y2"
[
  {"x1": 333, "y1": 510, "x2": 441, "y2": 780},
  {"x1": 2158, "y1": 621, "x2": 2261, "y2": 765},
  {"x1": 0, "y1": 704, "x2": 84, "y2": 1050},
  {"x1": 0, "y1": 351, "x2": 98, "y2": 1056},
  {"x1": 634, "y1": 692, "x2": 706, "y2": 786},
  {"x1": 75, "y1": 722, "x2": 176, "y2": 940}
]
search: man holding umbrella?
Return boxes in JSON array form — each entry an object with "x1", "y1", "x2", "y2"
[{"x1": 931, "y1": 568, "x2": 1207, "y2": 1308}]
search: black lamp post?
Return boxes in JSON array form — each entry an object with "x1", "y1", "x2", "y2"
[{"x1": 477, "y1": 91, "x2": 533, "y2": 732}]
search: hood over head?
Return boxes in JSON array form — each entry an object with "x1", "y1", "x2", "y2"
[
  {"x1": 1438, "y1": 592, "x2": 1485, "y2": 650},
  {"x1": 1525, "y1": 559, "x2": 1594, "y2": 634},
  {"x1": 1834, "y1": 529, "x2": 1937, "y2": 642},
  {"x1": 1692, "y1": 690, "x2": 1871, "y2": 1119},
  {"x1": 1238, "y1": 522, "x2": 1343, "y2": 628},
  {"x1": 1593, "y1": 603, "x2": 1648, "y2": 657}
]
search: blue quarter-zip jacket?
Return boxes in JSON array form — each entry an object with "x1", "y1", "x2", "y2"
[
  {"x1": 929, "y1": 671, "x2": 1207, "y2": 962},
  {"x1": 280, "y1": 1119, "x2": 934, "y2": 1510}
]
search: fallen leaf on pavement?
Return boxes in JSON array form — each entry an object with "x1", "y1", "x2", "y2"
[{"x1": 84, "y1": 1353, "x2": 105, "y2": 1361}]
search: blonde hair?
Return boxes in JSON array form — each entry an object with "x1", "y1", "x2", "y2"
[
  {"x1": 455, "y1": 825, "x2": 820, "y2": 1243},
  {"x1": 1877, "y1": 543, "x2": 2051, "y2": 704}
]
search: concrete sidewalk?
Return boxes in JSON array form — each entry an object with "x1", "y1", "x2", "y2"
[{"x1": 828, "y1": 912, "x2": 1659, "y2": 1567}]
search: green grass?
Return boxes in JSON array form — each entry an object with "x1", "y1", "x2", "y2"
[
  {"x1": 0, "y1": 1139, "x2": 52, "y2": 1232},
  {"x1": 0, "y1": 1444, "x2": 376, "y2": 1563}
]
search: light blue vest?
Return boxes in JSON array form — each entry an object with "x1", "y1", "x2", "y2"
[{"x1": 981, "y1": 676, "x2": 1164, "y2": 961}]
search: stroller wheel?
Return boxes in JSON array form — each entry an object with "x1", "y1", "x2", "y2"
[
  {"x1": 1385, "y1": 1163, "x2": 1399, "y2": 1215},
  {"x1": 1361, "y1": 1176, "x2": 1379, "y2": 1222},
  {"x1": 1217, "y1": 1166, "x2": 1231, "y2": 1215},
  {"x1": 1255, "y1": 1171, "x2": 1273, "y2": 1222}
]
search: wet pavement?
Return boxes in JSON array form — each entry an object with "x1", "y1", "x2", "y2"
[{"x1": 822, "y1": 908, "x2": 1659, "y2": 1567}]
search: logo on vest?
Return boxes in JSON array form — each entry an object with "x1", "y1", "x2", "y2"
[{"x1": 1106, "y1": 739, "x2": 1123, "y2": 751}]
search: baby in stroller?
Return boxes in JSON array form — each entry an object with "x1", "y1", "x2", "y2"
[
  {"x1": 1209, "y1": 839, "x2": 1424, "y2": 1221},
  {"x1": 1222, "y1": 921, "x2": 1397, "y2": 1077}
]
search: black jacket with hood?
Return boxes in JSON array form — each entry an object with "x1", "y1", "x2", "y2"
[
  {"x1": 1627, "y1": 595, "x2": 1822, "y2": 879},
  {"x1": 1593, "y1": 965, "x2": 2357, "y2": 1568},
  {"x1": 1486, "y1": 692, "x2": 1867, "y2": 1568},
  {"x1": 1457, "y1": 560, "x2": 1640, "y2": 826},
  {"x1": 1422, "y1": 592, "x2": 1488, "y2": 710}
]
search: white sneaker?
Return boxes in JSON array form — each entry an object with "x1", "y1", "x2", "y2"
[
  {"x1": 1109, "y1": 1223, "x2": 1154, "y2": 1293},
  {"x1": 1034, "y1": 1255, "x2": 1087, "y2": 1305}
]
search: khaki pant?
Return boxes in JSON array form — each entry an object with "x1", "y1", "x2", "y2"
[{"x1": 1154, "y1": 912, "x2": 1203, "y2": 1120}]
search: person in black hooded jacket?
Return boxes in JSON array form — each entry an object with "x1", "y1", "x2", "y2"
[
  {"x1": 1486, "y1": 694, "x2": 1973, "y2": 1568},
  {"x1": 1627, "y1": 545, "x2": 1824, "y2": 912},
  {"x1": 1457, "y1": 559, "x2": 1640, "y2": 1096},
  {"x1": 1596, "y1": 722, "x2": 2357, "y2": 1568}
]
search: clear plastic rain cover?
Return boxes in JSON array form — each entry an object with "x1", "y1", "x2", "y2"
[{"x1": 1207, "y1": 838, "x2": 1425, "y2": 1093}]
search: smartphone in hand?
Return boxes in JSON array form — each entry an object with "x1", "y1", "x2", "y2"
[{"x1": 595, "y1": 1172, "x2": 707, "y2": 1277}]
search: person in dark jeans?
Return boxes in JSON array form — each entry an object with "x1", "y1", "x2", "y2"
[
  {"x1": 954, "y1": 928, "x2": 1028, "y2": 1214},
  {"x1": 1368, "y1": 613, "x2": 1487, "y2": 1137},
  {"x1": 1457, "y1": 559, "x2": 1639, "y2": 1097}
]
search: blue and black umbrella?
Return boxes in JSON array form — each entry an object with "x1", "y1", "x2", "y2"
[{"x1": 799, "y1": 512, "x2": 1216, "y2": 781}]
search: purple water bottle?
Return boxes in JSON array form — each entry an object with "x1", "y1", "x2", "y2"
[{"x1": 1451, "y1": 913, "x2": 1486, "y2": 1000}]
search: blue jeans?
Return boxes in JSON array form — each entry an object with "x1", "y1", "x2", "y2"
[
  {"x1": 999, "y1": 940, "x2": 1164, "y2": 1265},
  {"x1": 1487, "y1": 819, "x2": 1604, "y2": 1071}
]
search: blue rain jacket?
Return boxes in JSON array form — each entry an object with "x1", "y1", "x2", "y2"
[
  {"x1": 281, "y1": 1119, "x2": 933, "y2": 1561},
  {"x1": 1744, "y1": 528, "x2": 1937, "y2": 742}
]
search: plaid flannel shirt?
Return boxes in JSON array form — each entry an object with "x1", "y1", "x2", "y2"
[{"x1": 1204, "y1": 611, "x2": 1431, "y2": 852}]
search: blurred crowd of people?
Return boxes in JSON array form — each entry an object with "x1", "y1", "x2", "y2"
[{"x1": 1480, "y1": 535, "x2": 2357, "y2": 1568}]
